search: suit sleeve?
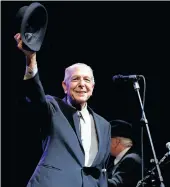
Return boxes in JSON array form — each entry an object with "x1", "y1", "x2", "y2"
[
  {"x1": 23, "y1": 72, "x2": 54, "y2": 136},
  {"x1": 108, "y1": 156, "x2": 141, "y2": 187},
  {"x1": 24, "y1": 73, "x2": 47, "y2": 104}
]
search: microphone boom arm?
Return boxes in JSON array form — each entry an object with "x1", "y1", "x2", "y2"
[{"x1": 136, "y1": 151, "x2": 169, "y2": 187}]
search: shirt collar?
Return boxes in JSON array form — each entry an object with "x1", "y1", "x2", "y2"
[
  {"x1": 114, "y1": 147, "x2": 131, "y2": 165},
  {"x1": 67, "y1": 97, "x2": 88, "y2": 112}
]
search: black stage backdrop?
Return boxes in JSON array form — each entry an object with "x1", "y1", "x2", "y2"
[{"x1": 1, "y1": 1, "x2": 170, "y2": 187}]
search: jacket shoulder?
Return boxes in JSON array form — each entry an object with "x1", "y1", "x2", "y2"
[
  {"x1": 45, "y1": 95, "x2": 62, "y2": 111},
  {"x1": 45, "y1": 95, "x2": 60, "y2": 102},
  {"x1": 124, "y1": 152, "x2": 142, "y2": 164},
  {"x1": 92, "y1": 111, "x2": 110, "y2": 127}
]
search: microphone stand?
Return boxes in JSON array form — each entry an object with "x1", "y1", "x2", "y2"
[
  {"x1": 136, "y1": 151, "x2": 170, "y2": 187},
  {"x1": 133, "y1": 76, "x2": 165, "y2": 187}
]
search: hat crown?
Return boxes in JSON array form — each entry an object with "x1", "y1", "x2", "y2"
[{"x1": 110, "y1": 119, "x2": 133, "y2": 139}]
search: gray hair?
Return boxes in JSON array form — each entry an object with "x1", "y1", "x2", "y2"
[
  {"x1": 63, "y1": 63, "x2": 95, "y2": 84},
  {"x1": 118, "y1": 137, "x2": 133, "y2": 148}
]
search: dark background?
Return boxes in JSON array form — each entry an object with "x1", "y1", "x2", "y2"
[{"x1": 1, "y1": 1, "x2": 170, "y2": 187}]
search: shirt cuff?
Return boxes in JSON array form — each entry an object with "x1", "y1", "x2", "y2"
[{"x1": 24, "y1": 65, "x2": 38, "y2": 80}]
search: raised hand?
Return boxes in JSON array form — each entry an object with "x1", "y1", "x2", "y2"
[{"x1": 14, "y1": 33, "x2": 37, "y2": 68}]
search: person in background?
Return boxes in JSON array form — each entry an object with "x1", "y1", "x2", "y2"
[{"x1": 107, "y1": 119, "x2": 141, "y2": 187}]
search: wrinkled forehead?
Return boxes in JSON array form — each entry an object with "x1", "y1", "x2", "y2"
[{"x1": 69, "y1": 66, "x2": 93, "y2": 78}]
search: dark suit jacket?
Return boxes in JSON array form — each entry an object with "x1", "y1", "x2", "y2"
[
  {"x1": 24, "y1": 73, "x2": 111, "y2": 187},
  {"x1": 107, "y1": 148, "x2": 142, "y2": 187}
]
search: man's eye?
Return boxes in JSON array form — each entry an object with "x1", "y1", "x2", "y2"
[
  {"x1": 85, "y1": 79, "x2": 91, "y2": 82},
  {"x1": 72, "y1": 77, "x2": 79, "y2": 81}
]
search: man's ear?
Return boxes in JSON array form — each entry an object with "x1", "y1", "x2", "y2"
[
  {"x1": 115, "y1": 137, "x2": 121, "y2": 145},
  {"x1": 62, "y1": 81, "x2": 67, "y2": 94}
]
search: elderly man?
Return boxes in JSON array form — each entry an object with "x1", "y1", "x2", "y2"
[
  {"x1": 107, "y1": 119, "x2": 142, "y2": 187},
  {"x1": 14, "y1": 33, "x2": 111, "y2": 187}
]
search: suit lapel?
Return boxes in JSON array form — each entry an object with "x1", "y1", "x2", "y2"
[
  {"x1": 112, "y1": 148, "x2": 133, "y2": 174},
  {"x1": 60, "y1": 97, "x2": 84, "y2": 153},
  {"x1": 73, "y1": 112, "x2": 84, "y2": 153},
  {"x1": 111, "y1": 162, "x2": 120, "y2": 175},
  {"x1": 59, "y1": 98, "x2": 104, "y2": 158},
  {"x1": 88, "y1": 108, "x2": 103, "y2": 165}
]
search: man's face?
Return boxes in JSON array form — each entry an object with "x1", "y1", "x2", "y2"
[
  {"x1": 110, "y1": 137, "x2": 120, "y2": 157},
  {"x1": 62, "y1": 66, "x2": 94, "y2": 105}
]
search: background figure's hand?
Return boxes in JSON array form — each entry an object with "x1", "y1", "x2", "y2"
[{"x1": 14, "y1": 33, "x2": 37, "y2": 68}]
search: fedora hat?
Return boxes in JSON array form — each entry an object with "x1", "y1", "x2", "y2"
[
  {"x1": 110, "y1": 119, "x2": 133, "y2": 140},
  {"x1": 16, "y1": 2, "x2": 48, "y2": 52}
]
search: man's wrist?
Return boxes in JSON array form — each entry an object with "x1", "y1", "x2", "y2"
[
  {"x1": 25, "y1": 53, "x2": 37, "y2": 68},
  {"x1": 24, "y1": 64, "x2": 38, "y2": 80}
]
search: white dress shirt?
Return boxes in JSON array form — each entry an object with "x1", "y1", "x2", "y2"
[
  {"x1": 67, "y1": 100, "x2": 98, "y2": 167},
  {"x1": 78, "y1": 106, "x2": 98, "y2": 166},
  {"x1": 24, "y1": 65, "x2": 38, "y2": 80}
]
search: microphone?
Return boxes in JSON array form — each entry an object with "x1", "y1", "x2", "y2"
[
  {"x1": 158, "y1": 142, "x2": 170, "y2": 165},
  {"x1": 112, "y1": 74, "x2": 141, "y2": 82}
]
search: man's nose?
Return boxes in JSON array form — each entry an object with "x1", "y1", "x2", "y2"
[{"x1": 79, "y1": 79, "x2": 86, "y2": 86}]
